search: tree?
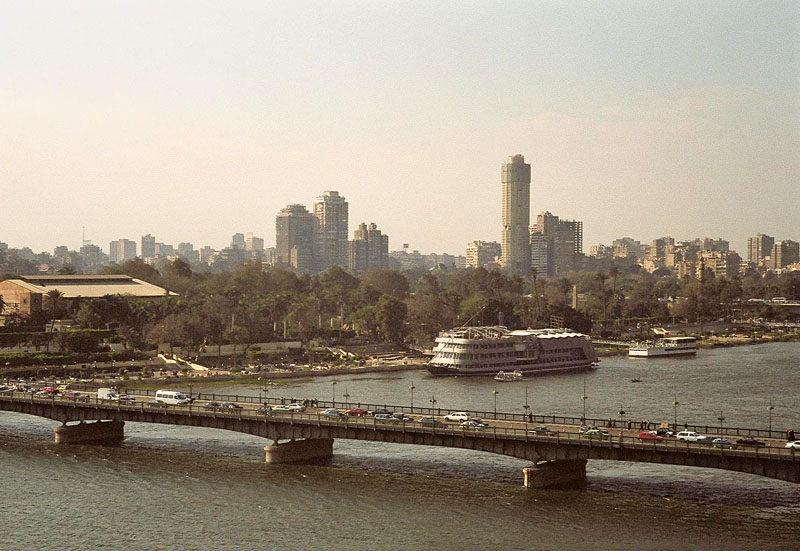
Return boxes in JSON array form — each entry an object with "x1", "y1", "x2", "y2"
[
  {"x1": 361, "y1": 270, "x2": 409, "y2": 300},
  {"x1": 102, "y1": 258, "x2": 160, "y2": 283},
  {"x1": 375, "y1": 295, "x2": 408, "y2": 343}
]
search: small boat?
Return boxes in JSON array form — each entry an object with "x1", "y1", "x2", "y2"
[
  {"x1": 494, "y1": 370, "x2": 523, "y2": 382},
  {"x1": 630, "y1": 376, "x2": 642, "y2": 383}
]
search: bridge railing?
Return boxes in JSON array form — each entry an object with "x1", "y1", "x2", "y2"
[
  {"x1": 2, "y1": 391, "x2": 798, "y2": 461},
  {"x1": 1, "y1": 389, "x2": 791, "y2": 441}
]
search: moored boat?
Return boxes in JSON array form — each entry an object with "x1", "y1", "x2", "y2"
[
  {"x1": 494, "y1": 370, "x2": 523, "y2": 382},
  {"x1": 628, "y1": 336, "x2": 697, "y2": 358}
]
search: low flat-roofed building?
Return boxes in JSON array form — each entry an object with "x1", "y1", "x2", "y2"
[{"x1": 0, "y1": 274, "x2": 176, "y2": 321}]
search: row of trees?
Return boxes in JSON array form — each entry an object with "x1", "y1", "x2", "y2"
[{"x1": 2, "y1": 257, "x2": 799, "y2": 356}]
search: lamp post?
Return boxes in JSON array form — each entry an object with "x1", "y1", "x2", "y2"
[
  {"x1": 331, "y1": 378, "x2": 337, "y2": 406},
  {"x1": 429, "y1": 394, "x2": 437, "y2": 414},
  {"x1": 673, "y1": 396, "x2": 679, "y2": 430},
  {"x1": 343, "y1": 388, "x2": 350, "y2": 408},
  {"x1": 581, "y1": 378, "x2": 588, "y2": 424},
  {"x1": 769, "y1": 403, "x2": 774, "y2": 435},
  {"x1": 717, "y1": 411, "x2": 725, "y2": 437},
  {"x1": 409, "y1": 383, "x2": 415, "y2": 412},
  {"x1": 523, "y1": 384, "x2": 530, "y2": 425},
  {"x1": 493, "y1": 387, "x2": 499, "y2": 418},
  {"x1": 618, "y1": 408, "x2": 626, "y2": 440}
]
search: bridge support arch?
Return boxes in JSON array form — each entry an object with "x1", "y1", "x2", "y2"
[
  {"x1": 523, "y1": 459, "x2": 587, "y2": 488},
  {"x1": 263, "y1": 438, "x2": 334, "y2": 464}
]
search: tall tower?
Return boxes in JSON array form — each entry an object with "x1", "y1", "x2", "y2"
[
  {"x1": 275, "y1": 204, "x2": 317, "y2": 273},
  {"x1": 313, "y1": 191, "x2": 349, "y2": 271},
  {"x1": 501, "y1": 154, "x2": 531, "y2": 274}
]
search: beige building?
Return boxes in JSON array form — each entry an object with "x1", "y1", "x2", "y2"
[
  {"x1": 501, "y1": 154, "x2": 531, "y2": 275},
  {"x1": 348, "y1": 222, "x2": 388, "y2": 274},
  {"x1": 771, "y1": 240, "x2": 800, "y2": 270},
  {"x1": 275, "y1": 204, "x2": 317, "y2": 273},
  {"x1": 466, "y1": 241, "x2": 502, "y2": 268},
  {"x1": 313, "y1": 191, "x2": 349, "y2": 271}
]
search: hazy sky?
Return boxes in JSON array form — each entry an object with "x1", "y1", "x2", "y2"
[{"x1": 2, "y1": 1, "x2": 798, "y2": 256}]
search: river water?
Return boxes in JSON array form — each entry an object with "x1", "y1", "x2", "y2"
[{"x1": 2, "y1": 343, "x2": 799, "y2": 550}]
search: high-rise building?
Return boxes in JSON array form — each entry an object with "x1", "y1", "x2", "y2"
[
  {"x1": 529, "y1": 232, "x2": 549, "y2": 275},
  {"x1": 313, "y1": 191, "x2": 349, "y2": 271},
  {"x1": 747, "y1": 234, "x2": 775, "y2": 265},
  {"x1": 348, "y1": 222, "x2": 388, "y2": 273},
  {"x1": 231, "y1": 233, "x2": 246, "y2": 250},
  {"x1": 501, "y1": 154, "x2": 531, "y2": 275},
  {"x1": 771, "y1": 240, "x2": 800, "y2": 270},
  {"x1": 466, "y1": 241, "x2": 502, "y2": 268},
  {"x1": 532, "y1": 212, "x2": 583, "y2": 276},
  {"x1": 109, "y1": 239, "x2": 137, "y2": 263},
  {"x1": 245, "y1": 232, "x2": 264, "y2": 252},
  {"x1": 276, "y1": 204, "x2": 317, "y2": 273},
  {"x1": 141, "y1": 234, "x2": 156, "y2": 258}
]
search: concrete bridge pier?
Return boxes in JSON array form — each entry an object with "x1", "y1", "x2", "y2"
[
  {"x1": 53, "y1": 420, "x2": 125, "y2": 445},
  {"x1": 523, "y1": 459, "x2": 587, "y2": 489},
  {"x1": 264, "y1": 438, "x2": 334, "y2": 464}
]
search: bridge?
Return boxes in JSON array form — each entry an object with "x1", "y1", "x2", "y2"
[{"x1": 1, "y1": 391, "x2": 798, "y2": 488}]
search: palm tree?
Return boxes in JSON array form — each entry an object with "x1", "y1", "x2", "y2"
[
  {"x1": 594, "y1": 272, "x2": 609, "y2": 320},
  {"x1": 45, "y1": 289, "x2": 65, "y2": 352},
  {"x1": 528, "y1": 267, "x2": 540, "y2": 326},
  {"x1": 558, "y1": 277, "x2": 573, "y2": 307}
]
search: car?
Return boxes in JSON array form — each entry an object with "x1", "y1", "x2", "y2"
[
  {"x1": 711, "y1": 438, "x2": 735, "y2": 449},
  {"x1": 637, "y1": 431, "x2": 664, "y2": 441},
  {"x1": 655, "y1": 427, "x2": 675, "y2": 437},
  {"x1": 528, "y1": 426, "x2": 557, "y2": 436},
  {"x1": 581, "y1": 429, "x2": 610, "y2": 439},
  {"x1": 373, "y1": 408, "x2": 393, "y2": 416},
  {"x1": 286, "y1": 403, "x2": 305, "y2": 412},
  {"x1": 736, "y1": 437, "x2": 766, "y2": 447},
  {"x1": 443, "y1": 411, "x2": 470, "y2": 422},
  {"x1": 676, "y1": 431, "x2": 707, "y2": 443},
  {"x1": 346, "y1": 408, "x2": 368, "y2": 416},
  {"x1": 148, "y1": 400, "x2": 167, "y2": 408},
  {"x1": 579, "y1": 425, "x2": 598, "y2": 434},
  {"x1": 220, "y1": 402, "x2": 243, "y2": 409},
  {"x1": 322, "y1": 408, "x2": 344, "y2": 418},
  {"x1": 257, "y1": 405, "x2": 271, "y2": 415},
  {"x1": 374, "y1": 413, "x2": 399, "y2": 423},
  {"x1": 785, "y1": 441, "x2": 800, "y2": 450},
  {"x1": 392, "y1": 414, "x2": 414, "y2": 422},
  {"x1": 271, "y1": 405, "x2": 293, "y2": 412},
  {"x1": 203, "y1": 401, "x2": 222, "y2": 410},
  {"x1": 461, "y1": 419, "x2": 488, "y2": 430},
  {"x1": 419, "y1": 417, "x2": 446, "y2": 428}
]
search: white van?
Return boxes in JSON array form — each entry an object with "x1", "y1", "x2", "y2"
[
  {"x1": 97, "y1": 388, "x2": 120, "y2": 401},
  {"x1": 154, "y1": 390, "x2": 191, "y2": 405}
]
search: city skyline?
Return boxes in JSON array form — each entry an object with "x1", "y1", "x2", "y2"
[{"x1": 1, "y1": 3, "x2": 798, "y2": 256}]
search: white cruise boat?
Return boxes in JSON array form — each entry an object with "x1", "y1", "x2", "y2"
[
  {"x1": 628, "y1": 336, "x2": 697, "y2": 358},
  {"x1": 494, "y1": 370, "x2": 523, "y2": 382},
  {"x1": 427, "y1": 326, "x2": 598, "y2": 376}
]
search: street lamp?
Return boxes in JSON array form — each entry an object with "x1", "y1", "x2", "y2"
[
  {"x1": 618, "y1": 408, "x2": 626, "y2": 439},
  {"x1": 769, "y1": 403, "x2": 775, "y2": 434},
  {"x1": 523, "y1": 384, "x2": 530, "y2": 424},
  {"x1": 331, "y1": 378, "x2": 338, "y2": 405},
  {"x1": 343, "y1": 388, "x2": 350, "y2": 408},
  {"x1": 673, "y1": 396, "x2": 679, "y2": 430},
  {"x1": 409, "y1": 383, "x2": 415, "y2": 412},
  {"x1": 717, "y1": 411, "x2": 725, "y2": 437},
  {"x1": 493, "y1": 387, "x2": 499, "y2": 418},
  {"x1": 429, "y1": 394, "x2": 437, "y2": 413},
  {"x1": 581, "y1": 378, "x2": 588, "y2": 423}
]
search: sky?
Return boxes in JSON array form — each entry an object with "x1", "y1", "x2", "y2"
[{"x1": 1, "y1": 1, "x2": 798, "y2": 256}]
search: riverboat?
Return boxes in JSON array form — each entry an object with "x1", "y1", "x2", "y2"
[
  {"x1": 628, "y1": 336, "x2": 697, "y2": 358},
  {"x1": 427, "y1": 326, "x2": 598, "y2": 376},
  {"x1": 493, "y1": 370, "x2": 523, "y2": 382}
]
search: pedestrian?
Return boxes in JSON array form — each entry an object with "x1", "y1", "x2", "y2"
[
  {"x1": 786, "y1": 429, "x2": 790, "y2": 441},
  {"x1": 528, "y1": 412, "x2": 533, "y2": 423},
  {"x1": 790, "y1": 429, "x2": 796, "y2": 441}
]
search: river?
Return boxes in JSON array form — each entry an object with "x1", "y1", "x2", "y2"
[{"x1": 1, "y1": 342, "x2": 799, "y2": 550}]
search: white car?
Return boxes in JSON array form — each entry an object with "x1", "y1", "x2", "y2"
[
  {"x1": 444, "y1": 411, "x2": 470, "y2": 422},
  {"x1": 785, "y1": 441, "x2": 800, "y2": 450},
  {"x1": 676, "y1": 431, "x2": 706, "y2": 442}
]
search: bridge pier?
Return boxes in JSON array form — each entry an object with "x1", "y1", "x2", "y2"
[
  {"x1": 264, "y1": 438, "x2": 334, "y2": 464},
  {"x1": 53, "y1": 420, "x2": 125, "y2": 445},
  {"x1": 523, "y1": 459, "x2": 587, "y2": 489}
]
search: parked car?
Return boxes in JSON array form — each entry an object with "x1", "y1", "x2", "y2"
[
  {"x1": 461, "y1": 419, "x2": 488, "y2": 430},
  {"x1": 346, "y1": 408, "x2": 368, "y2": 416},
  {"x1": 444, "y1": 411, "x2": 470, "y2": 422},
  {"x1": 419, "y1": 417, "x2": 446, "y2": 428},
  {"x1": 323, "y1": 408, "x2": 344, "y2": 418},
  {"x1": 736, "y1": 437, "x2": 766, "y2": 447},
  {"x1": 637, "y1": 431, "x2": 664, "y2": 441},
  {"x1": 785, "y1": 441, "x2": 800, "y2": 450}
]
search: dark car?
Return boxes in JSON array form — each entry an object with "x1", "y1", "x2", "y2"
[
  {"x1": 655, "y1": 427, "x2": 675, "y2": 437},
  {"x1": 203, "y1": 401, "x2": 222, "y2": 410},
  {"x1": 419, "y1": 417, "x2": 446, "y2": 428},
  {"x1": 736, "y1": 437, "x2": 766, "y2": 447},
  {"x1": 220, "y1": 402, "x2": 243, "y2": 409},
  {"x1": 373, "y1": 408, "x2": 393, "y2": 416},
  {"x1": 529, "y1": 426, "x2": 557, "y2": 436}
]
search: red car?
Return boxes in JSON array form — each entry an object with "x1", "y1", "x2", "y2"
[
  {"x1": 637, "y1": 431, "x2": 664, "y2": 441},
  {"x1": 346, "y1": 408, "x2": 367, "y2": 416}
]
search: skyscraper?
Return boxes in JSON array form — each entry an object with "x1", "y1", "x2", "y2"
[
  {"x1": 348, "y1": 222, "x2": 388, "y2": 273},
  {"x1": 109, "y1": 239, "x2": 137, "y2": 263},
  {"x1": 501, "y1": 154, "x2": 531, "y2": 275},
  {"x1": 313, "y1": 191, "x2": 348, "y2": 271},
  {"x1": 747, "y1": 233, "x2": 774, "y2": 265},
  {"x1": 141, "y1": 234, "x2": 156, "y2": 258},
  {"x1": 275, "y1": 204, "x2": 317, "y2": 273}
]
